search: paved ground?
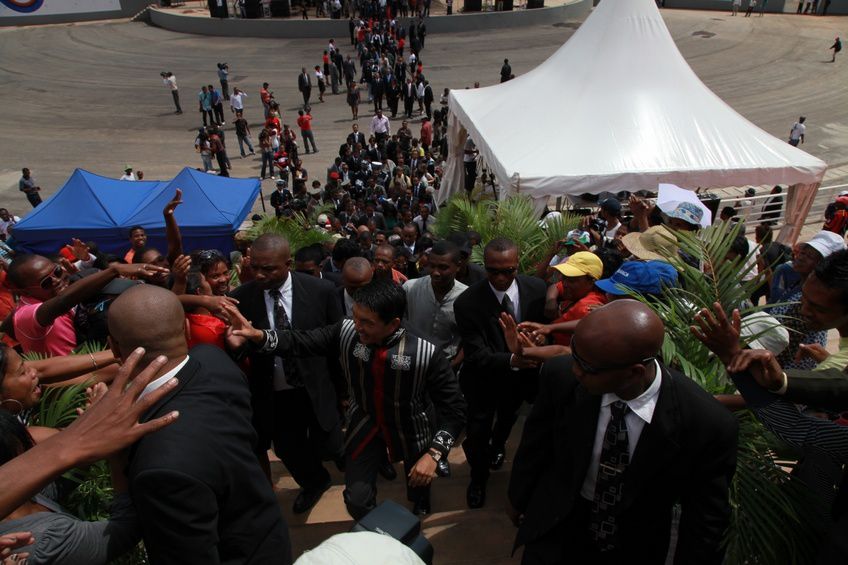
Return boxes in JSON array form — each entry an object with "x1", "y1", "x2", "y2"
[{"x1": 1, "y1": 9, "x2": 848, "y2": 563}]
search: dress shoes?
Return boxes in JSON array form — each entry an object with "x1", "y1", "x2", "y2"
[
  {"x1": 490, "y1": 449, "x2": 506, "y2": 471},
  {"x1": 412, "y1": 494, "x2": 431, "y2": 516},
  {"x1": 378, "y1": 459, "x2": 398, "y2": 481},
  {"x1": 292, "y1": 477, "x2": 331, "y2": 514},
  {"x1": 467, "y1": 481, "x2": 486, "y2": 509}
]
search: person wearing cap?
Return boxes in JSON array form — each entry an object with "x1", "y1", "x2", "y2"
[
  {"x1": 119, "y1": 166, "x2": 136, "y2": 182},
  {"x1": 621, "y1": 225, "x2": 679, "y2": 263},
  {"x1": 584, "y1": 198, "x2": 623, "y2": 248},
  {"x1": 546, "y1": 229, "x2": 591, "y2": 272},
  {"x1": 768, "y1": 231, "x2": 846, "y2": 370},
  {"x1": 595, "y1": 260, "x2": 679, "y2": 301},
  {"x1": 543, "y1": 252, "x2": 607, "y2": 347},
  {"x1": 665, "y1": 202, "x2": 703, "y2": 232}
]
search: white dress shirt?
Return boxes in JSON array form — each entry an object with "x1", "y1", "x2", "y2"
[
  {"x1": 140, "y1": 355, "x2": 190, "y2": 399},
  {"x1": 264, "y1": 275, "x2": 294, "y2": 391},
  {"x1": 580, "y1": 360, "x2": 663, "y2": 500},
  {"x1": 488, "y1": 279, "x2": 521, "y2": 322},
  {"x1": 371, "y1": 114, "x2": 390, "y2": 135}
]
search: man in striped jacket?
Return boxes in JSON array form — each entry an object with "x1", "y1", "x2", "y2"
[{"x1": 228, "y1": 278, "x2": 466, "y2": 518}]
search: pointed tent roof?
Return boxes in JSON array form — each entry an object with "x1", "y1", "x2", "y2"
[
  {"x1": 12, "y1": 168, "x2": 259, "y2": 256},
  {"x1": 445, "y1": 0, "x2": 826, "y2": 202}
]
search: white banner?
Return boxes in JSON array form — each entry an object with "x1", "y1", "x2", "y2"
[{"x1": 0, "y1": 0, "x2": 121, "y2": 17}]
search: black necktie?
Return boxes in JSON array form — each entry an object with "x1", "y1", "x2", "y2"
[
  {"x1": 589, "y1": 401, "x2": 630, "y2": 551},
  {"x1": 269, "y1": 289, "x2": 301, "y2": 387},
  {"x1": 501, "y1": 294, "x2": 515, "y2": 321}
]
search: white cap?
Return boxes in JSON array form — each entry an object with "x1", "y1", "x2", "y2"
[
  {"x1": 294, "y1": 532, "x2": 424, "y2": 565},
  {"x1": 740, "y1": 312, "x2": 790, "y2": 356},
  {"x1": 839, "y1": 190, "x2": 848, "y2": 197},
  {"x1": 805, "y1": 230, "x2": 847, "y2": 259}
]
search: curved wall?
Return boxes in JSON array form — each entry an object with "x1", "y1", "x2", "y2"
[
  {"x1": 148, "y1": 0, "x2": 591, "y2": 38},
  {"x1": 0, "y1": 0, "x2": 150, "y2": 26}
]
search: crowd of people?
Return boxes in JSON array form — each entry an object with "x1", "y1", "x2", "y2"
[{"x1": 1, "y1": 155, "x2": 848, "y2": 562}]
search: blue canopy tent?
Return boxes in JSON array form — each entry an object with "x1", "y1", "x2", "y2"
[{"x1": 12, "y1": 168, "x2": 259, "y2": 257}]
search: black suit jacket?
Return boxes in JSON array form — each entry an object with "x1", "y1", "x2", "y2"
[
  {"x1": 231, "y1": 273, "x2": 345, "y2": 438},
  {"x1": 509, "y1": 356, "x2": 738, "y2": 564},
  {"x1": 129, "y1": 345, "x2": 291, "y2": 565},
  {"x1": 454, "y1": 275, "x2": 547, "y2": 400},
  {"x1": 784, "y1": 367, "x2": 848, "y2": 408}
]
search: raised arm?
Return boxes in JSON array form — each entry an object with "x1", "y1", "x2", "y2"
[{"x1": 163, "y1": 189, "x2": 184, "y2": 266}]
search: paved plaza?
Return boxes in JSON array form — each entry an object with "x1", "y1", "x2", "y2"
[{"x1": 1, "y1": 8, "x2": 847, "y2": 563}]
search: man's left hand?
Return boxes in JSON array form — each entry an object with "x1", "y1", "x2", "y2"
[{"x1": 407, "y1": 453, "x2": 437, "y2": 488}]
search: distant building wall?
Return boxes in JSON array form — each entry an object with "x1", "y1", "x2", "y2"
[
  {"x1": 148, "y1": 0, "x2": 592, "y2": 38},
  {"x1": 0, "y1": 0, "x2": 151, "y2": 26}
]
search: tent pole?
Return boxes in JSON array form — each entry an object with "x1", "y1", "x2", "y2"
[{"x1": 259, "y1": 188, "x2": 267, "y2": 213}]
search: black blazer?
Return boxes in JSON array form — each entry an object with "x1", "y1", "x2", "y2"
[
  {"x1": 784, "y1": 367, "x2": 848, "y2": 408},
  {"x1": 509, "y1": 356, "x2": 738, "y2": 564},
  {"x1": 230, "y1": 272, "x2": 345, "y2": 437},
  {"x1": 129, "y1": 345, "x2": 291, "y2": 565},
  {"x1": 454, "y1": 275, "x2": 547, "y2": 399}
]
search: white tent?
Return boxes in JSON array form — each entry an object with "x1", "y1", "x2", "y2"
[{"x1": 439, "y1": 0, "x2": 827, "y2": 243}]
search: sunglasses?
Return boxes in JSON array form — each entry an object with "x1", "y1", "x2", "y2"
[
  {"x1": 485, "y1": 266, "x2": 517, "y2": 276},
  {"x1": 570, "y1": 336, "x2": 655, "y2": 374},
  {"x1": 36, "y1": 265, "x2": 64, "y2": 290}
]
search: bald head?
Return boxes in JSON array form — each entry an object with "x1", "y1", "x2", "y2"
[
  {"x1": 577, "y1": 300, "x2": 664, "y2": 361},
  {"x1": 251, "y1": 234, "x2": 290, "y2": 256},
  {"x1": 342, "y1": 257, "x2": 374, "y2": 293},
  {"x1": 108, "y1": 285, "x2": 188, "y2": 363},
  {"x1": 572, "y1": 300, "x2": 664, "y2": 398}
]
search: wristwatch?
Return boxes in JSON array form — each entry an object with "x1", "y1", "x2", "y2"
[{"x1": 428, "y1": 449, "x2": 442, "y2": 463}]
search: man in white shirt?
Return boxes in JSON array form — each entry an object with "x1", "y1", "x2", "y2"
[
  {"x1": 0, "y1": 209, "x2": 20, "y2": 241},
  {"x1": 161, "y1": 72, "x2": 182, "y2": 114},
  {"x1": 370, "y1": 108, "x2": 391, "y2": 146},
  {"x1": 463, "y1": 137, "x2": 478, "y2": 194},
  {"x1": 120, "y1": 166, "x2": 136, "y2": 181},
  {"x1": 230, "y1": 87, "x2": 247, "y2": 114},
  {"x1": 508, "y1": 300, "x2": 737, "y2": 564},
  {"x1": 789, "y1": 116, "x2": 806, "y2": 146}
]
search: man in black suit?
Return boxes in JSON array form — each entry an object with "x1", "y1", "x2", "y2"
[
  {"x1": 509, "y1": 300, "x2": 737, "y2": 564},
  {"x1": 294, "y1": 243, "x2": 342, "y2": 287},
  {"x1": 347, "y1": 123, "x2": 366, "y2": 147},
  {"x1": 454, "y1": 237, "x2": 547, "y2": 508},
  {"x1": 298, "y1": 67, "x2": 312, "y2": 108},
  {"x1": 107, "y1": 284, "x2": 291, "y2": 565},
  {"x1": 230, "y1": 234, "x2": 346, "y2": 514},
  {"x1": 339, "y1": 257, "x2": 374, "y2": 317}
]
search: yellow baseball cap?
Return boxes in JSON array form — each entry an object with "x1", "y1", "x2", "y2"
[{"x1": 553, "y1": 251, "x2": 603, "y2": 280}]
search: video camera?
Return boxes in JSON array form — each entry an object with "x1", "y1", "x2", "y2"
[{"x1": 217, "y1": 62, "x2": 229, "y2": 70}]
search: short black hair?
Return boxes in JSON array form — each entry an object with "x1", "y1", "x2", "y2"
[
  {"x1": 429, "y1": 240, "x2": 461, "y2": 263},
  {"x1": 294, "y1": 244, "x2": 324, "y2": 265},
  {"x1": 730, "y1": 235, "x2": 749, "y2": 258},
  {"x1": 132, "y1": 246, "x2": 161, "y2": 264},
  {"x1": 184, "y1": 271, "x2": 205, "y2": 296},
  {"x1": 814, "y1": 249, "x2": 848, "y2": 310},
  {"x1": 484, "y1": 237, "x2": 518, "y2": 256},
  {"x1": 721, "y1": 206, "x2": 737, "y2": 218},
  {"x1": 332, "y1": 238, "x2": 361, "y2": 264},
  {"x1": 0, "y1": 407, "x2": 34, "y2": 466},
  {"x1": 353, "y1": 278, "x2": 407, "y2": 323},
  {"x1": 128, "y1": 225, "x2": 145, "y2": 237}
]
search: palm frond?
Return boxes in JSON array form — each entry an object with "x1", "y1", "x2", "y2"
[{"x1": 246, "y1": 214, "x2": 332, "y2": 253}]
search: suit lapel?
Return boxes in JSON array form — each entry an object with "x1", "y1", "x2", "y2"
[
  {"x1": 617, "y1": 365, "x2": 681, "y2": 511},
  {"x1": 565, "y1": 385, "x2": 602, "y2": 495},
  {"x1": 251, "y1": 284, "x2": 271, "y2": 330},
  {"x1": 289, "y1": 273, "x2": 304, "y2": 329},
  {"x1": 516, "y1": 276, "x2": 531, "y2": 322}
]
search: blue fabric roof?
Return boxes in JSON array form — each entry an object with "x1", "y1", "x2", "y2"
[{"x1": 12, "y1": 168, "x2": 259, "y2": 257}]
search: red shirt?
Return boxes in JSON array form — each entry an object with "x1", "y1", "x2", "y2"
[
  {"x1": 186, "y1": 313, "x2": 226, "y2": 350},
  {"x1": 551, "y1": 289, "x2": 607, "y2": 346},
  {"x1": 323, "y1": 54, "x2": 330, "y2": 65},
  {"x1": 265, "y1": 116, "x2": 281, "y2": 132},
  {"x1": 260, "y1": 88, "x2": 271, "y2": 105},
  {"x1": 420, "y1": 121, "x2": 433, "y2": 146},
  {"x1": 296, "y1": 114, "x2": 313, "y2": 132}
]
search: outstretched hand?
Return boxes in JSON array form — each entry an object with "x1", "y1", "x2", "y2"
[
  {"x1": 70, "y1": 238, "x2": 91, "y2": 262},
  {"x1": 56, "y1": 348, "x2": 179, "y2": 466},
  {"x1": 225, "y1": 303, "x2": 264, "y2": 343},
  {"x1": 795, "y1": 343, "x2": 831, "y2": 364},
  {"x1": 115, "y1": 263, "x2": 170, "y2": 281},
  {"x1": 498, "y1": 312, "x2": 521, "y2": 355},
  {"x1": 163, "y1": 189, "x2": 183, "y2": 216},
  {"x1": 171, "y1": 255, "x2": 191, "y2": 282},
  {"x1": 726, "y1": 349, "x2": 785, "y2": 393},
  {"x1": 690, "y1": 302, "x2": 742, "y2": 365}
]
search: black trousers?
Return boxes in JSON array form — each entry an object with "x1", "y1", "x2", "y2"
[
  {"x1": 272, "y1": 388, "x2": 336, "y2": 491},
  {"x1": 213, "y1": 103, "x2": 225, "y2": 124},
  {"x1": 220, "y1": 79, "x2": 229, "y2": 100},
  {"x1": 302, "y1": 88, "x2": 311, "y2": 106},
  {"x1": 404, "y1": 98, "x2": 414, "y2": 117},
  {"x1": 343, "y1": 433, "x2": 427, "y2": 520},
  {"x1": 171, "y1": 90, "x2": 182, "y2": 112},
  {"x1": 462, "y1": 374, "x2": 524, "y2": 484},
  {"x1": 464, "y1": 160, "x2": 478, "y2": 192}
]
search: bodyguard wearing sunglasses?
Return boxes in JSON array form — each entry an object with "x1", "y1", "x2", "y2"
[
  {"x1": 508, "y1": 300, "x2": 738, "y2": 565},
  {"x1": 4, "y1": 254, "x2": 167, "y2": 356},
  {"x1": 454, "y1": 237, "x2": 547, "y2": 509}
]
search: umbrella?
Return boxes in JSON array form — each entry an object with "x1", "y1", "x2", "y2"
[{"x1": 656, "y1": 183, "x2": 712, "y2": 228}]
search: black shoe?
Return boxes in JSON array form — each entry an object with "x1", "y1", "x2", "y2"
[
  {"x1": 467, "y1": 481, "x2": 486, "y2": 509},
  {"x1": 412, "y1": 494, "x2": 431, "y2": 516},
  {"x1": 490, "y1": 449, "x2": 505, "y2": 470},
  {"x1": 378, "y1": 460, "x2": 397, "y2": 480},
  {"x1": 436, "y1": 459, "x2": 451, "y2": 478},
  {"x1": 292, "y1": 477, "x2": 331, "y2": 514}
]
